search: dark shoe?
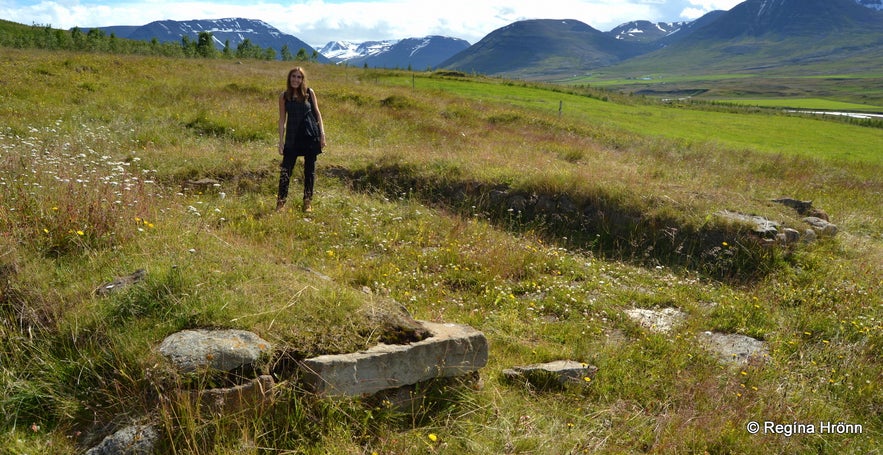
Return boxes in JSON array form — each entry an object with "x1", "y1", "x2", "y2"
[
  {"x1": 303, "y1": 198, "x2": 312, "y2": 213},
  {"x1": 276, "y1": 199, "x2": 286, "y2": 211}
]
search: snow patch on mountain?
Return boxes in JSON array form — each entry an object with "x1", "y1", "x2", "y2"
[
  {"x1": 409, "y1": 38, "x2": 432, "y2": 57},
  {"x1": 610, "y1": 21, "x2": 686, "y2": 41},
  {"x1": 319, "y1": 40, "x2": 399, "y2": 61}
]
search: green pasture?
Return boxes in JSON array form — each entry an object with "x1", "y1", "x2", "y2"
[
  {"x1": 718, "y1": 97, "x2": 883, "y2": 112},
  {"x1": 393, "y1": 74, "x2": 883, "y2": 165}
]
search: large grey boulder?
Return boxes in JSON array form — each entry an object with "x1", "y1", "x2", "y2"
[
  {"x1": 157, "y1": 329, "x2": 271, "y2": 373},
  {"x1": 299, "y1": 321, "x2": 488, "y2": 396}
]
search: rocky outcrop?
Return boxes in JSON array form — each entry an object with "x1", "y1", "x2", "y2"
[
  {"x1": 715, "y1": 208, "x2": 838, "y2": 247},
  {"x1": 715, "y1": 210, "x2": 781, "y2": 238}
]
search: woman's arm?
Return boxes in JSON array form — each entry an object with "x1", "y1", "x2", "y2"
[
  {"x1": 278, "y1": 92, "x2": 286, "y2": 155},
  {"x1": 310, "y1": 88, "x2": 327, "y2": 149}
]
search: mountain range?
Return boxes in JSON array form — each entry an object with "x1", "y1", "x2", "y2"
[
  {"x1": 95, "y1": 18, "x2": 329, "y2": 62},
  {"x1": 319, "y1": 36, "x2": 470, "y2": 69},
  {"x1": 92, "y1": 19, "x2": 466, "y2": 69},
  {"x1": 86, "y1": 0, "x2": 883, "y2": 78},
  {"x1": 440, "y1": 0, "x2": 883, "y2": 78}
]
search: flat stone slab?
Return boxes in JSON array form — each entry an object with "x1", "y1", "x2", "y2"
[
  {"x1": 502, "y1": 360, "x2": 597, "y2": 390},
  {"x1": 158, "y1": 329, "x2": 272, "y2": 373},
  {"x1": 699, "y1": 331, "x2": 769, "y2": 366},
  {"x1": 715, "y1": 210, "x2": 780, "y2": 238},
  {"x1": 299, "y1": 321, "x2": 488, "y2": 397},
  {"x1": 624, "y1": 307, "x2": 685, "y2": 334}
]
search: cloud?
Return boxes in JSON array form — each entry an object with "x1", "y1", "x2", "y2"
[
  {"x1": 679, "y1": 0, "x2": 743, "y2": 19},
  {"x1": 1, "y1": 0, "x2": 744, "y2": 46}
]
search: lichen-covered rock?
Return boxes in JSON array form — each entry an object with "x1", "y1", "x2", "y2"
[
  {"x1": 85, "y1": 424, "x2": 158, "y2": 455},
  {"x1": 699, "y1": 331, "x2": 769, "y2": 366},
  {"x1": 158, "y1": 329, "x2": 271, "y2": 373}
]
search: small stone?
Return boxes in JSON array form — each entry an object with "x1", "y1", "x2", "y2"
[
  {"x1": 502, "y1": 360, "x2": 598, "y2": 391},
  {"x1": 803, "y1": 216, "x2": 838, "y2": 236}
]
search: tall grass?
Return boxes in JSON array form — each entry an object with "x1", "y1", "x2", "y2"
[{"x1": 1, "y1": 48, "x2": 881, "y2": 453}]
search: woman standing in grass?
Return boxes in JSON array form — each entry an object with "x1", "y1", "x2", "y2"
[{"x1": 277, "y1": 67, "x2": 326, "y2": 212}]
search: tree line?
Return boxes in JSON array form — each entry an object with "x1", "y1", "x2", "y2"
[{"x1": 0, "y1": 22, "x2": 319, "y2": 61}]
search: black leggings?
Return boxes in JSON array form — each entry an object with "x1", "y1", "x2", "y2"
[{"x1": 278, "y1": 154, "x2": 316, "y2": 202}]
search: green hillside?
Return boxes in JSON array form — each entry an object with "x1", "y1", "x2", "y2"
[{"x1": 1, "y1": 47, "x2": 881, "y2": 454}]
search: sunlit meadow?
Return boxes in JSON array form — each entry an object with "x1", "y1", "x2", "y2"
[{"x1": 0, "y1": 48, "x2": 881, "y2": 454}]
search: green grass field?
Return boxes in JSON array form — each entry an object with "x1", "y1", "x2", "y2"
[
  {"x1": 387, "y1": 75, "x2": 883, "y2": 165},
  {"x1": 716, "y1": 97, "x2": 883, "y2": 111},
  {"x1": 1, "y1": 48, "x2": 881, "y2": 454}
]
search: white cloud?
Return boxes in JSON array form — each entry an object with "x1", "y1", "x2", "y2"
[
  {"x1": 1, "y1": 0, "x2": 745, "y2": 46},
  {"x1": 680, "y1": 0, "x2": 743, "y2": 19}
]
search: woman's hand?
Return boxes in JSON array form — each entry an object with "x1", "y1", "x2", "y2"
[{"x1": 278, "y1": 143, "x2": 284, "y2": 156}]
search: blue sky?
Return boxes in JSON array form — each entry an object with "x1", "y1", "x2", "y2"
[{"x1": 1, "y1": 0, "x2": 744, "y2": 46}]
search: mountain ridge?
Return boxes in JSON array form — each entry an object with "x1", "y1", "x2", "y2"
[
  {"x1": 92, "y1": 18, "x2": 327, "y2": 62},
  {"x1": 81, "y1": 0, "x2": 883, "y2": 76},
  {"x1": 319, "y1": 36, "x2": 469, "y2": 69},
  {"x1": 439, "y1": 0, "x2": 883, "y2": 78}
]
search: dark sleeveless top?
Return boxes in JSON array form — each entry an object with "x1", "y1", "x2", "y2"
[{"x1": 283, "y1": 91, "x2": 320, "y2": 157}]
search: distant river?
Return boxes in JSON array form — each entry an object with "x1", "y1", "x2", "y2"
[{"x1": 786, "y1": 110, "x2": 883, "y2": 120}]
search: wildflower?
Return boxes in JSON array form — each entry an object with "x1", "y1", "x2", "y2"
[
  {"x1": 722, "y1": 241, "x2": 728, "y2": 246},
  {"x1": 76, "y1": 230, "x2": 85, "y2": 236},
  {"x1": 428, "y1": 433, "x2": 438, "y2": 442}
]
